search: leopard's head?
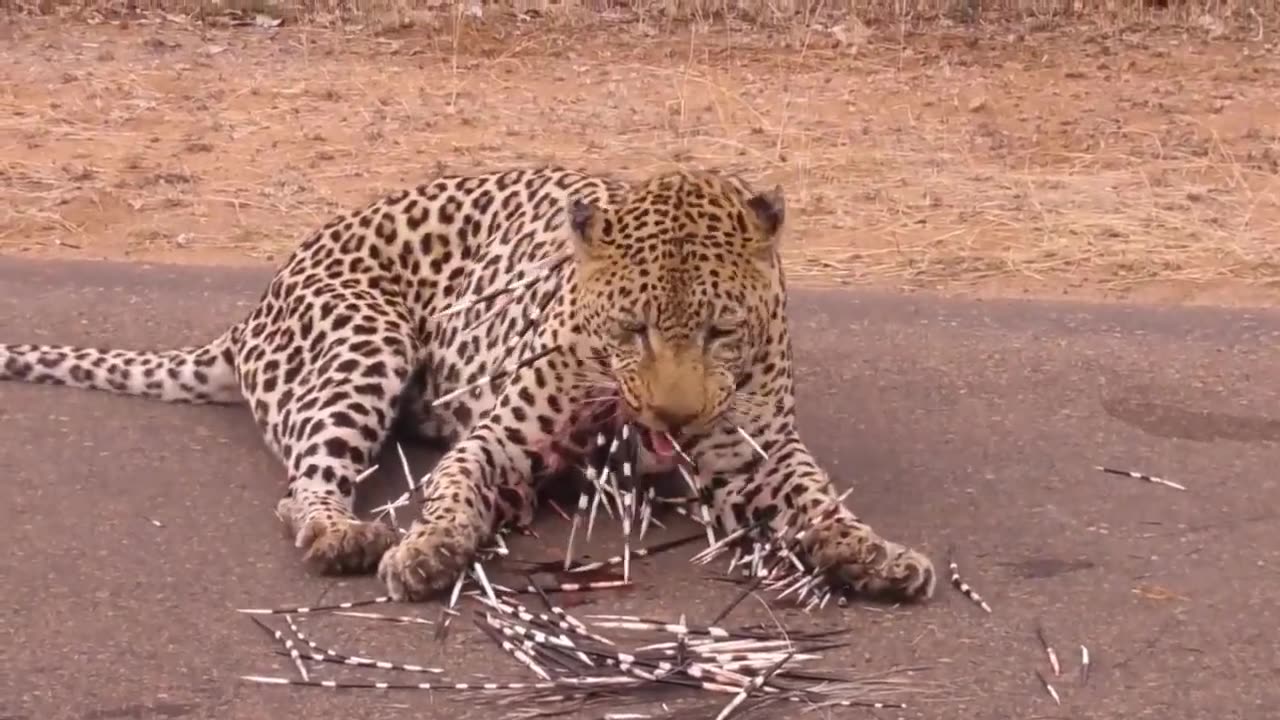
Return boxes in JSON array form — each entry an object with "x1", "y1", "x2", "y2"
[{"x1": 571, "y1": 168, "x2": 787, "y2": 447}]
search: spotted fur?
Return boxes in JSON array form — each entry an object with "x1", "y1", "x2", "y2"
[{"x1": 0, "y1": 166, "x2": 935, "y2": 603}]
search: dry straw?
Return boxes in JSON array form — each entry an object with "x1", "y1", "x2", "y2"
[
  {"x1": 5, "y1": 0, "x2": 1271, "y2": 24},
  {"x1": 2, "y1": 0, "x2": 1276, "y2": 298}
]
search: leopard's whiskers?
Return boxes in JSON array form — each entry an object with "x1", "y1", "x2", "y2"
[{"x1": 580, "y1": 394, "x2": 621, "y2": 404}]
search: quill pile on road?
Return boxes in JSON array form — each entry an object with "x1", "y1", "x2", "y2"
[{"x1": 237, "y1": 421, "x2": 930, "y2": 717}]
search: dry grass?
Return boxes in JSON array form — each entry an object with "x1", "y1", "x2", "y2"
[
  {"x1": 7, "y1": 0, "x2": 1274, "y2": 24},
  {"x1": 0, "y1": 2, "x2": 1278, "y2": 304}
]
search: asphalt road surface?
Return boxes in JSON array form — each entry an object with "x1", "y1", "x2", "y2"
[{"x1": 2, "y1": 258, "x2": 1278, "y2": 720}]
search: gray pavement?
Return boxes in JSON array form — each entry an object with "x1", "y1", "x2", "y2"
[{"x1": 1, "y1": 257, "x2": 1278, "y2": 720}]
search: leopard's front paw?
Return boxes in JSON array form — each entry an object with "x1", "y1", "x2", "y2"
[
  {"x1": 805, "y1": 518, "x2": 936, "y2": 603},
  {"x1": 293, "y1": 515, "x2": 399, "y2": 575},
  {"x1": 377, "y1": 519, "x2": 481, "y2": 602}
]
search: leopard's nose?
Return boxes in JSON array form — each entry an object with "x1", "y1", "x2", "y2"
[{"x1": 652, "y1": 407, "x2": 699, "y2": 433}]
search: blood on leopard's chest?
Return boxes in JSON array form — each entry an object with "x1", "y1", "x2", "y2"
[{"x1": 537, "y1": 402, "x2": 682, "y2": 481}]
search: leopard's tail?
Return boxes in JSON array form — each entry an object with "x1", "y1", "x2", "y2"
[{"x1": 0, "y1": 327, "x2": 243, "y2": 405}]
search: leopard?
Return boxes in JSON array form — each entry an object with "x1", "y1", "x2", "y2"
[{"x1": 0, "y1": 165, "x2": 936, "y2": 604}]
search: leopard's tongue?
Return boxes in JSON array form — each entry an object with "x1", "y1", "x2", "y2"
[{"x1": 649, "y1": 430, "x2": 676, "y2": 458}]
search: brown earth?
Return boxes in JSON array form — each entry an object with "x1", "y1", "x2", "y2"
[{"x1": 1, "y1": 10, "x2": 1279, "y2": 306}]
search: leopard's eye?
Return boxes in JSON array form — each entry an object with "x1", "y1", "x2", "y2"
[
  {"x1": 618, "y1": 318, "x2": 647, "y2": 335},
  {"x1": 707, "y1": 325, "x2": 737, "y2": 342},
  {"x1": 613, "y1": 317, "x2": 648, "y2": 346},
  {"x1": 706, "y1": 312, "x2": 744, "y2": 343}
]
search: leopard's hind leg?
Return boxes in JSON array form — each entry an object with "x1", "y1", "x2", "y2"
[{"x1": 240, "y1": 285, "x2": 420, "y2": 575}]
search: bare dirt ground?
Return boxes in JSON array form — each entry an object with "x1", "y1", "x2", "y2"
[{"x1": 2, "y1": 9, "x2": 1279, "y2": 305}]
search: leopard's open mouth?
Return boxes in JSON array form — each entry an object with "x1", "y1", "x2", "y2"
[
  {"x1": 613, "y1": 402, "x2": 686, "y2": 461},
  {"x1": 636, "y1": 426, "x2": 678, "y2": 459},
  {"x1": 574, "y1": 391, "x2": 689, "y2": 463}
]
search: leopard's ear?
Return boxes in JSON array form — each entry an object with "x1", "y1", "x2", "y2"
[
  {"x1": 745, "y1": 185, "x2": 785, "y2": 258},
  {"x1": 569, "y1": 198, "x2": 607, "y2": 263}
]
